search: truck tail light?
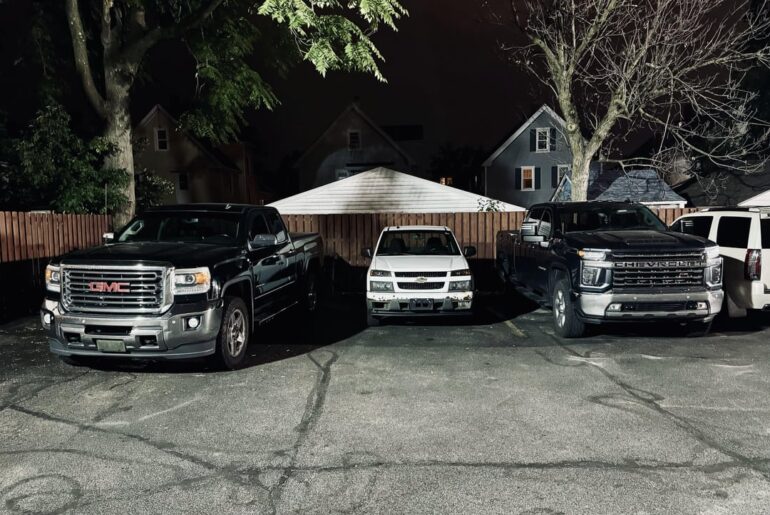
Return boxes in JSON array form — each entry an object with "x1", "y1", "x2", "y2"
[{"x1": 744, "y1": 249, "x2": 761, "y2": 281}]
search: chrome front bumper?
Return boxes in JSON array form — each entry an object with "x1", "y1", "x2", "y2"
[
  {"x1": 577, "y1": 290, "x2": 724, "y2": 322},
  {"x1": 41, "y1": 298, "x2": 223, "y2": 359}
]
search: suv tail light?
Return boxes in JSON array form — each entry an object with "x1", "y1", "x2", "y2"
[{"x1": 745, "y1": 249, "x2": 762, "y2": 281}]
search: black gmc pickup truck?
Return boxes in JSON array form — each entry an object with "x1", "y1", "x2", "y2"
[
  {"x1": 41, "y1": 204, "x2": 322, "y2": 369},
  {"x1": 496, "y1": 202, "x2": 724, "y2": 337}
]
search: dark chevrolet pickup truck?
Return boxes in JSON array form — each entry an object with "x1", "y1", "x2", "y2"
[
  {"x1": 496, "y1": 202, "x2": 724, "y2": 337},
  {"x1": 41, "y1": 204, "x2": 322, "y2": 369}
]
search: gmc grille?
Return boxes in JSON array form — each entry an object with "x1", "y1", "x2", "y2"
[
  {"x1": 612, "y1": 251, "x2": 705, "y2": 289},
  {"x1": 397, "y1": 282, "x2": 445, "y2": 290},
  {"x1": 62, "y1": 265, "x2": 169, "y2": 314},
  {"x1": 394, "y1": 271, "x2": 448, "y2": 278}
]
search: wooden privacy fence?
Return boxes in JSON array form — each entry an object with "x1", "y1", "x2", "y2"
[
  {"x1": 283, "y1": 208, "x2": 698, "y2": 267},
  {"x1": 0, "y1": 212, "x2": 111, "y2": 263}
]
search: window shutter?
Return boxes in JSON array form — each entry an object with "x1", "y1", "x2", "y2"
[
  {"x1": 514, "y1": 168, "x2": 522, "y2": 190},
  {"x1": 549, "y1": 128, "x2": 557, "y2": 151},
  {"x1": 535, "y1": 167, "x2": 542, "y2": 190},
  {"x1": 551, "y1": 167, "x2": 558, "y2": 188},
  {"x1": 530, "y1": 130, "x2": 536, "y2": 152}
]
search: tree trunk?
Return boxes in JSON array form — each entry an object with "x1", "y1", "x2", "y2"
[
  {"x1": 570, "y1": 154, "x2": 591, "y2": 201},
  {"x1": 104, "y1": 83, "x2": 135, "y2": 229}
]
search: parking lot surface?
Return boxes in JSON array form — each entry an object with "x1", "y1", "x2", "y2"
[{"x1": 1, "y1": 294, "x2": 770, "y2": 514}]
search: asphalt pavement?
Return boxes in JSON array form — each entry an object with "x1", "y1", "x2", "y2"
[{"x1": 1, "y1": 294, "x2": 770, "y2": 514}]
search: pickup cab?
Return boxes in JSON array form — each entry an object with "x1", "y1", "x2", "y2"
[
  {"x1": 362, "y1": 225, "x2": 476, "y2": 326},
  {"x1": 496, "y1": 202, "x2": 724, "y2": 337},
  {"x1": 40, "y1": 204, "x2": 322, "y2": 369}
]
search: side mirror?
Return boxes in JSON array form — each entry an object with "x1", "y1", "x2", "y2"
[
  {"x1": 520, "y1": 222, "x2": 537, "y2": 237},
  {"x1": 361, "y1": 247, "x2": 373, "y2": 258},
  {"x1": 250, "y1": 234, "x2": 278, "y2": 249},
  {"x1": 102, "y1": 232, "x2": 115, "y2": 244},
  {"x1": 463, "y1": 246, "x2": 477, "y2": 258},
  {"x1": 522, "y1": 235, "x2": 546, "y2": 244}
]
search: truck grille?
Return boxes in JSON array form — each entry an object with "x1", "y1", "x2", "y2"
[
  {"x1": 397, "y1": 282, "x2": 445, "y2": 290},
  {"x1": 394, "y1": 271, "x2": 447, "y2": 278},
  {"x1": 612, "y1": 251, "x2": 705, "y2": 288},
  {"x1": 62, "y1": 265, "x2": 169, "y2": 313}
]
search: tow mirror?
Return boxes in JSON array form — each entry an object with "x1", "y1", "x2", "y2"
[
  {"x1": 463, "y1": 246, "x2": 477, "y2": 258},
  {"x1": 520, "y1": 222, "x2": 537, "y2": 237},
  {"x1": 361, "y1": 247, "x2": 373, "y2": 258},
  {"x1": 522, "y1": 235, "x2": 546, "y2": 244},
  {"x1": 250, "y1": 234, "x2": 278, "y2": 249},
  {"x1": 102, "y1": 232, "x2": 114, "y2": 244}
]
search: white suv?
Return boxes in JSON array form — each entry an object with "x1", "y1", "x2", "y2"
[
  {"x1": 671, "y1": 208, "x2": 770, "y2": 317},
  {"x1": 362, "y1": 226, "x2": 476, "y2": 326}
]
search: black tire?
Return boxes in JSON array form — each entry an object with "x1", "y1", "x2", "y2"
[
  {"x1": 552, "y1": 278, "x2": 585, "y2": 338},
  {"x1": 682, "y1": 319, "x2": 713, "y2": 337},
  {"x1": 214, "y1": 296, "x2": 250, "y2": 370},
  {"x1": 366, "y1": 311, "x2": 381, "y2": 327},
  {"x1": 302, "y1": 269, "x2": 319, "y2": 314}
]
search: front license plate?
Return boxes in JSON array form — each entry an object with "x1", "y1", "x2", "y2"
[
  {"x1": 410, "y1": 299, "x2": 434, "y2": 311},
  {"x1": 96, "y1": 339, "x2": 127, "y2": 353}
]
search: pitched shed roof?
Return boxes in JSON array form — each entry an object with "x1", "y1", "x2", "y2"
[
  {"x1": 483, "y1": 105, "x2": 567, "y2": 167},
  {"x1": 268, "y1": 167, "x2": 525, "y2": 214},
  {"x1": 674, "y1": 166, "x2": 770, "y2": 207},
  {"x1": 553, "y1": 169, "x2": 686, "y2": 206}
]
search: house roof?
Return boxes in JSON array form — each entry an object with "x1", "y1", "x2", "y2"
[
  {"x1": 553, "y1": 169, "x2": 686, "y2": 205},
  {"x1": 135, "y1": 104, "x2": 240, "y2": 173},
  {"x1": 268, "y1": 167, "x2": 525, "y2": 214},
  {"x1": 674, "y1": 166, "x2": 770, "y2": 207},
  {"x1": 295, "y1": 103, "x2": 415, "y2": 167},
  {"x1": 482, "y1": 105, "x2": 567, "y2": 167},
  {"x1": 739, "y1": 190, "x2": 770, "y2": 207}
]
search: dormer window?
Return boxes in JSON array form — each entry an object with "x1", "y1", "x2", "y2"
[
  {"x1": 535, "y1": 128, "x2": 551, "y2": 152},
  {"x1": 155, "y1": 128, "x2": 169, "y2": 151},
  {"x1": 348, "y1": 130, "x2": 361, "y2": 151}
]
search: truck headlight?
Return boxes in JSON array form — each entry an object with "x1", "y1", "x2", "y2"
[
  {"x1": 173, "y1": 267, "x2": 211, "y2": 294},
  {"x1": 369, "y1": 269, "x2": 391, "y2": 277},
  {"x1": 578, "y1": 249, "x2": 609, "y2": 261},
  {"x1": 580, "y1": 264, "x2": 611, "y2": 288},
  {"x1": 449, "y1": 280, "x2": 473, "y2": 292},
  {"x1": 705, "y1": 246, "x2": 721, "y2": 261},
  {"x1": 370, "y1": 281, "x2": 394, "y2": 292},
  {"x1": 705, "y1": 258, "x2": 723, "y2": 288},
  {"x1": 450, "y1": 269, "x2": 471, "y2": 277},
  {"x1": 45, "y1": 265, "x2": 61, "y2": 292}
]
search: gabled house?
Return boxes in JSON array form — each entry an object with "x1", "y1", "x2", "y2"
[
  {"x1": 270, "y1": 167, "x2": 524, "y2": 214},
  {"x1": 295, "y1": 103, "x2": 416, "y2": 192},
  {"x1": 134, "y1": 105, "x2": 270, "y2": 205},
  {"x1": 483, "y1": 105, "x2": 577, "y2": 208},
  {"x1": 553, "y1": 169, "x2": 686, "y2": 208}
]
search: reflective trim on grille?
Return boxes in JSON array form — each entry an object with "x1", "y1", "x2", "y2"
[
  {"x1": 611, "y1": 251, "x2": 706, "y2": 288},
  {"x1": 397, "y1": 282, "x2": 445, "y2": 290},
  {"x1": 394, "y1": 271, "x2": 448, "y2": 278},
  {"x1": 62, "y1": 265, "x2": 170, "y2": 314}
]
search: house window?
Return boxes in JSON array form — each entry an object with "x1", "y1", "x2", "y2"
[
  {"x1": 440, "y1": 176, "x2": 454, "y2": 186},
  {"x1": 155, "y1": 128, "x2": 169, "y2": 151},
  {"x1": 557, "y1": 165, "x2": 570, "y2": 183},
  {"x1": 178, "y1": 172, "x2": 189, "y2": 191},
  {"x1": 521, "y1": 167, "x2": 535, "y2": 191},
  {"x1": 536, "y1": 128, "x2": 550, "y2": 152},
  {"x1": 348, "y1": 130, "x2": 361, "y2": 151}
]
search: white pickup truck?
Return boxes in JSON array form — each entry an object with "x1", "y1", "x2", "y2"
[{"x1": 361, "y1": 225, "x2": 476, "y2": 326}]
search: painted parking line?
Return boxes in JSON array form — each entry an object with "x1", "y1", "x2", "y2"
[{"x1": 486, "y1": 307, "x2": 527, "y2": 338}]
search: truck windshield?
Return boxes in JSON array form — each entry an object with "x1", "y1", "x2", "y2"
[
  {"x1": 558, "y1": 205, "x2": 666, "y2": 233},
  {"x1": 377, "y1": 231, "x2": 460, "y2": 256},
  {"x1": 117, "y1": 212, "x2": 241, "y2": 244}
]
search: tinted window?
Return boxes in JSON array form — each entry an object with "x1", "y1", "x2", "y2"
[
  {"x1": 249, "y1": 214, "x2": 269, "y2": 238},
  {"x1": 376, "y1": 231, "x2": 460, "y2": 256},
  {"x1": 675, "y1": 216, "x2": 713, "y2": 239},
  {"x1": 264, "y1": 211, "x2": 287, "y2": 242},
  {"x1": 716, "y1": 217, "x2": 751, "y2": 248},
  {"x1": 557, "y1": 205, "x2": 666, "y2": 233},
  {"x1": 762, "y1": 219, "x2": 770, "y2": 249},
  {"x1": 538, "y1": 210, "x2": 553, "y2": 239},
  {"x1": 118, "y1": 213, "x2": 240, "y2": 244}
]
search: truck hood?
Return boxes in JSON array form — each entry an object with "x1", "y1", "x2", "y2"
[
  {"x1": 371, "y1": 255, "x2": 469, "y2": 272},
  {"x1": 564, "y1": 230, "x2": 710, "y2": 251},
  {"x1": 57, "y1": 242, "x2": 243, "y2": 269}
]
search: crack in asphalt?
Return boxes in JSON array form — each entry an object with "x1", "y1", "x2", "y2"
[{"x1": 533, "y1": 326, "x2": 770, "y2": 481}]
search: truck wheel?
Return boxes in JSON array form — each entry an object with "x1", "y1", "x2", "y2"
[
  {"x1": 215, "y1": 296, "x2": 250, "y2": 370},
  {"x1": 302, "y1": 270, "x2": 319, "y2": 313},
  {"x1": 552, "y1": 279, "x2": 585, "y2": 338},
  {"x1": 366, "y1": 311, "x2": 380, "y2": 327}
]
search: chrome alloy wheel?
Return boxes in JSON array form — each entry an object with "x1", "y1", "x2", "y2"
[
  {"x1": 226, "y1": 308, "x2": 247, "y2": 357},
  {"x1": 554, "y1": 289, "x2": 566, "y2": 328}
]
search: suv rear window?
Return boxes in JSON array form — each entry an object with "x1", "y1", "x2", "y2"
[
  {"x1": 675, "y1": 216, "x2": 713, "y2": 239},
  {"x1": 716, "y1": 217, "x2": 751, "y2": 248},
  {"x1": 762, "y1": 219, "x2": 770, "y2": 249}
]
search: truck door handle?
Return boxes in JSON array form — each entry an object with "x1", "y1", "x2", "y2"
[{"x1": 262, "y1": 255, "x2": 284, "y2": 266}]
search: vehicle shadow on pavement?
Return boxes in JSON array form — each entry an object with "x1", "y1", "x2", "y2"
[{"x1": 76, "y1": 298, "x2": 368, "y2": 374}]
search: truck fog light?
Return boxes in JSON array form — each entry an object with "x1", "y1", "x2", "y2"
[
  {"x1": 42, "y1": 312, "x2": 53, "y2": 326},
  {"x1": 186, "y1": 316, "x2": 201, "y2": 329},
  {"x1": 696, "y1": 302, "x2": 708, "y2": 310},
  {"x1": 607, "y1": 303, "x2": 622, "y2": 312}
]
